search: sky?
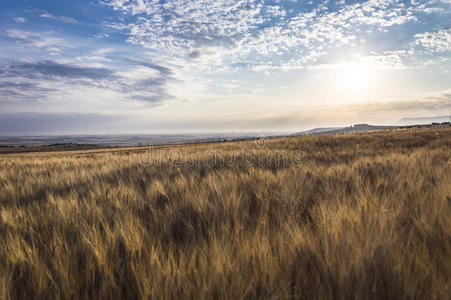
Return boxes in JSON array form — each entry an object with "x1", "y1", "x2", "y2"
[{"x1": 0, "y1": 0, "x2": 450, "y2": 135}]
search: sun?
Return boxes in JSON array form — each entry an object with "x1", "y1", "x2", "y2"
[{"x1": 336, "y1": 63, "x2": 371, "y2": 94}]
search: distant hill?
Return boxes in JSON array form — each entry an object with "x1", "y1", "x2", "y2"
[
  {"x1": 296, "y1": 124, "x2": 394, "y2": 135},
  {"x1": 398, "y1": 116, "x2": 450, "y2": 126},
  {"x1": 327, "y1": 124, "x2": 395, "y2": 134},
  {"x1": 297, "y1": 117, "x2": 451, "y2": 136},
  {"x1": 293, "y1": 127, "x2": 344, "y2": 135}
]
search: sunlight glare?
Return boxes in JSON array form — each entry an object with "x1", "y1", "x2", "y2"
[{"x1": 336, "y1": 63, "x2": 372, "y2": 94}]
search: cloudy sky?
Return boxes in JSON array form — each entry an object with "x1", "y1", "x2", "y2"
[{"x1": 0, "y1": 0, "x2": 450, "y2": 135}]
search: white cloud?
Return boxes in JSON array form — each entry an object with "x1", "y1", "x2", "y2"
[
  {"x1": 414, "y1": 28, "x2": 451, "y2": 53},
  {"x1": 14, "y1": 17, "x2": 26, "y2": 23},
  {"x1": 40, "y1": 12, "x2": 79, "y2": 24},
  {"x1": 104, "y1": 0, "x2": 428, "y2": 72},
  {"x1": 5, "y1": 29, "x2": 71, "y2": 55}
]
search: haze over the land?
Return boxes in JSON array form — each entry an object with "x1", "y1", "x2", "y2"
[{"x1": 1, "y1": 0, "x2": 450, "y2": 134}]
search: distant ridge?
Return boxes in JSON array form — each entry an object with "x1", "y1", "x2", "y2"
[
  {"x1": 293, "y1": 127, "x2": 344, "y2": 135},
  {"x1": 297, "y1": 116, "x2": 451, "y2": 136},
  {"x1": 295, "y1": 124, "x2": 394, "y2": 135},
  {"x1": 327, "y1": 124, "x2": 395, "y2": 134}
]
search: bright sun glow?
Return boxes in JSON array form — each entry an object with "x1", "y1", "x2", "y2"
[{"x1": 335, "y1": 63, "x2": 372, "y2": 94}]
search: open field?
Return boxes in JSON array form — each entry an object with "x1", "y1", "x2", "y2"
[
  {"x1": 0, "y1": 128, "x2": 450, "y2": 299},
  {"x1": 0, "y1": 133, "x2": 269, "y2": 154}
]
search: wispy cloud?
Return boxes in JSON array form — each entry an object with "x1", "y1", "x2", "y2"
[
  {"x1": 414, "y1": 28, "x2": 451, "y2": 53},
  {"x1": 2, "y1": 60, "x2": 115, "y2": 80},
  {"x1": 39, "y1": 11, "x2": 79, "y2": 24},
  {"x1": 14, "y1": 17, "x2": 26, "y2": 23},
  {"x1": 5, "y1": 29, "x2": 71, "y2": 55},
  {"x1": 0, "y1": 80, "x2": 57, "y2": 102},
  {"x1": 0, "y1": 59, "x2": 176, "y2": 105},
  {"x1": 355, "y1": 89, "x2": 451, "y2": 113},
  {"x1": 107, "y1": 56, "x2": 174, "y2": 76},
  {"x1": 103, "y1": 0, "x2": 450, "y2": 71}
]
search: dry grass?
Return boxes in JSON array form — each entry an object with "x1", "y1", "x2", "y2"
[{"x1": 0, "y1": 128, "x2": 450, "y2": 299}]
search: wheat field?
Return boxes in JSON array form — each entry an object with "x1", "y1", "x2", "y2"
[{"x1": 0, "y1": 128, "x2": 450, "y2": 299}]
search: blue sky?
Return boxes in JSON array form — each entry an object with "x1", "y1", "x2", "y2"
[{"x1": 0, "y1": 0, "x2": 450, "y2": 134}]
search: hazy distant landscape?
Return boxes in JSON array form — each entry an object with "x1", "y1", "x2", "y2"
[
  {"x1": 0, "y1": 133, "x2": 268, "y2": 147},
  {"x1": 1, "y1": 117, "x2": 449, "y2": 150}
]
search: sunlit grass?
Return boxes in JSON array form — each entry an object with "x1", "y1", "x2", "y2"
[{"x1": 0, "y1": 128, "x2": 450, "y2": 299}]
